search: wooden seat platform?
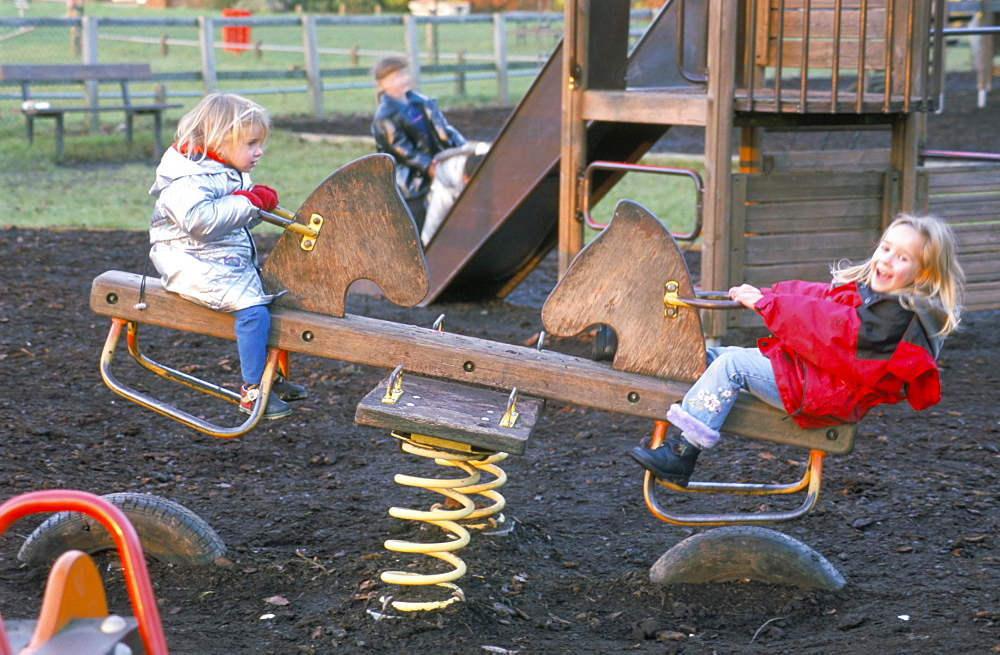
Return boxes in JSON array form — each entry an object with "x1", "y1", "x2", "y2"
[{"x1": 356, "y1": 372, "x2": 542, "y2": 455}]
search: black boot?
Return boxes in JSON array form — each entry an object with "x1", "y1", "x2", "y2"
[
  {"x1": 591, "y1": 324, "x2": 618, "y2": 362},
  {"x1": 628, "y1": 436, "x2": 700, "y2": 488}
]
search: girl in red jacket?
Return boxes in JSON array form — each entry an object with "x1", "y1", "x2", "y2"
[{"x1": 630, "y1": 213, "x2": 965, "y2": 487}]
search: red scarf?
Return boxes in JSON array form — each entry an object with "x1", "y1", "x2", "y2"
[{"x1": 174, "y1": 141, "x2": 229, "y2": 166}]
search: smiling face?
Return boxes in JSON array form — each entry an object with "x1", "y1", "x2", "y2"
[
  {"x1": 225, "y1": 124, "x2": 265, "y2": 173},
  {"x1": 870, "y1": 223, "x2": 926, "y2": 293}
]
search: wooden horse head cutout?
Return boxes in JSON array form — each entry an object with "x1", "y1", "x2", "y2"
[
  {"x1": 541, "y1": 200, "x2": 707, "y2": 382},
  {"x1": 261, "y1": 154, "x2": 429, "y2": 318}
]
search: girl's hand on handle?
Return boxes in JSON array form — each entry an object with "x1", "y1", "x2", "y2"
[
  {"x1": 232, "y1": 185, "x2": 279, "y2": 212},
  {"x1": 729, "y1": 284, "x2": 763, "y2": 309},
  {"x1": 249, "y1": 185, "x2": 279, "y2": 211}
]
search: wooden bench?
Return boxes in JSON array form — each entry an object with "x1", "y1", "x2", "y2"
[{"x1": 0, "y1": 63, "x2": 182, "y2": 159}]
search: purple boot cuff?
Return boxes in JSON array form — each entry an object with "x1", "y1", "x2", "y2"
[{"x1": 667, "y1": 404, "x2": 720, "y2": 450}]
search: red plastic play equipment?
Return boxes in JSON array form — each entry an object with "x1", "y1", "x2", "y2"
[
  {"x1": 220, "y1": 9, "x2": 251, "y2": 54},
  {"x1": 0, "y1": 490, "x2": 168, "y2": 654}
]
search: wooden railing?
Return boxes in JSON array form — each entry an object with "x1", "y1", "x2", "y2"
[{"x1": 737, "y1": 0, "x2": 944, "y2": 113}]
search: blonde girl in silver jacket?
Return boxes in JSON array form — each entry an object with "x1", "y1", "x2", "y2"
[{"x1": 148, "y1": 93, "x2": 305, "y2": 419}]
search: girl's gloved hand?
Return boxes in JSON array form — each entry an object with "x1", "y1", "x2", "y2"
[
  {"x1": 232, "y1": 185, "x2": 279, "y2": 212},
  {"x1": 250, "y1": 185, "x2": 278, "y2": 211}
]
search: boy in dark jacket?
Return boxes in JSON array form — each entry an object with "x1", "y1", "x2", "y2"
[{"x1": 370, "y1": 56, "x2": 466, "y2": 230}]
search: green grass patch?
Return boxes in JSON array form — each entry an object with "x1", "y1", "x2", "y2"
[{"x1": 0, "y1": 110, "x2": 374, "y2": 231}]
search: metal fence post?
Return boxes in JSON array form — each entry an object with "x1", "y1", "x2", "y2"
[
  {"x1": 302, "y1": 15, "x2": 322, "y2": 118},
  {"x1": 493, "y1": 12, "x2": 509, "y2": 105},
  {"x1": 81, "y1": 16, "x2": 98, "y2": 132},
  {"x1": 198, "y1": 15, "x2": 218, "y2": 94},
  {"x1": 404, "y1": 14, "x2": 422, "y2": 92}
]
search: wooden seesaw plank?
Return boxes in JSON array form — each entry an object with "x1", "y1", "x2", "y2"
[{"x1": 90, "y1": 272, "x2": 856, "y2": 454}]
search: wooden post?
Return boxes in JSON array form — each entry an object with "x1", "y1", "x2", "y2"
[
  {"x1": 302, "y1": 15, "x2": 323, "y2": 118},
  {"x1": 493, "y1": 12, "x2": 509, "y2": 105},
  {"x1": 455, "y1": 49, "x2": 466, "y2": 95},
  {"x1": 198, "y1": 16, "x2": 218, "y2": 94},
  {"x1": 404, "y1": 14, "x2": 422, "y2": 92},
  {"x1": 975, "y1": 0, "x2": 995, "y2": 107},
  {"x1": 81, "y1": 16, "x2": 98, "y2": 133},
  {"x1": 701, "y1": 0, "x2": 737, "y2": 344},
  {"x1": 159, "y1": 34, "x2": 168, "y2": 57},
  {"x1": 427, "y1": 20, "x2": 439, "y2": 66},
  {"x1": 350, "y1": 44, "x2": 359, "y2": 67},
  {"x1": 558, "y1": 0, "x2": 586, "y2": 276},
  {"x1": 738, "y1": 127, "x2": 762, "y2": 174}
]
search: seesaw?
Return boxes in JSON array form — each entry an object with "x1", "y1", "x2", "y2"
[
  {"x1": 83, "y1": 154, "x2": 853, "y2": 611},
  {"x1": 0, "y1": 490, "x2": 169, "y2": 654}
]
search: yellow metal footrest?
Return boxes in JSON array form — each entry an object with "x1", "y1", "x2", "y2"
[
  {"x1": 642, "y1": 450, "x2": 826, "y2": 526},
  {"x1": 100, "y1": 318, "x2": 280, "y2": 438}
]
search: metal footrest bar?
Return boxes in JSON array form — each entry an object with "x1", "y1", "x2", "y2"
[
  {"x1": 642, "y1": 449, "x2": 825, "y2": 526},
  {"x1": 640, "y1": 420, "x2": 827, "y2": 525},
  {"x1": 100, "y1": 318, "x2": 279, "y2": 438}
]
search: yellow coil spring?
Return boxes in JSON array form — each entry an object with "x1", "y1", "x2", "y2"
[
  {"x1": 380, "y1": 433, "x2": 508, "y2": 612},
  {"x1": 442, "y1": 451, "x2": 508, "y2": 531}
]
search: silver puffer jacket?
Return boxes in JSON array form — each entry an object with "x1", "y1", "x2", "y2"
[{"x1": 148, "y1": 146, "x2": 275, "y2": 312}]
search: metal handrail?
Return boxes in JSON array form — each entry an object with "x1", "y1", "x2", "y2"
[
  {"x1": 920, "y1": 149, "x2": 1000, "y2": 162},
  {"x1": 676, "y1": 0, "x2": 708, "y2": 84},
  {"x1": 582, "y1": 160, "x2": 704, "y2": 241}
]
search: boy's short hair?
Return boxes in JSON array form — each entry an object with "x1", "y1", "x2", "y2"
[{"x1": 374, "y1": 56, "x2": 409, "y2": 82}]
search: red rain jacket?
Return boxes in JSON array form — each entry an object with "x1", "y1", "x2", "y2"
[{"x1": 754, "y1": 280, "x2": 944, "y2": 429}]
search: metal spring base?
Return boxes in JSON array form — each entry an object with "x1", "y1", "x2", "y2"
[{"x1": 380, "y1": 432, "x2": 508, "y2": 612}]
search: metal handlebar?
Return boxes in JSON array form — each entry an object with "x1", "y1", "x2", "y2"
[
  {"x1": 663, "y1": 281, "x2": 742, "y2": 315},
  {"x1": 259, "y1": 206, "x2": 324, "y2": 251}
]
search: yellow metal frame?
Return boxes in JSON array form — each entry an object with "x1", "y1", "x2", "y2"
[
  {"x1": 99, "y1": 318, "x2": 281, "y2": 438},
  {"x1": 641, "y1": 420, "x2": 826, "y2": 525}
]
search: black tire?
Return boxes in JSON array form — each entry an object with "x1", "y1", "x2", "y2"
[{"x1": 18, "y1": 492, "x2": 226, "y2": 567}]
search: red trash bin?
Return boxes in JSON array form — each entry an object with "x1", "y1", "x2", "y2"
[{"x1": 221, "y1": 9, "x2": 251, "y2": 54}]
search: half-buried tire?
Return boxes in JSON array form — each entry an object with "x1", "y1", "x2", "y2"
[{"x1": 18, "y1": 492, "x2": 225, "y2": 567}]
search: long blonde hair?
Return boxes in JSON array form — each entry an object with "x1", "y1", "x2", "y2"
[
  {"x1": 832, "y1": 213, "x2": 965, "y2": 336},
  {"x1": 174, "y1": 93, "x2": 270, "y2": 163}
]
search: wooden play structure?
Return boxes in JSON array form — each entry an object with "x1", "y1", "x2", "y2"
[{"x1": 426, "y1": 0, "x2": 999, "y2": 343}]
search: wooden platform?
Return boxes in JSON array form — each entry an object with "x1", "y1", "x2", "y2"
[{"x1": 356, "y1": 374, "x2": 542, "y2": 455}]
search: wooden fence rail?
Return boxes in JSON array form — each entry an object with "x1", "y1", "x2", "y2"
[{"x1": 0, "y1": 11, "x2": 655, "y2": 117}]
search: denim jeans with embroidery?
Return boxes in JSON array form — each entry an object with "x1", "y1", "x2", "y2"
[{"x1": 681, "y1": 346, "x2": 784, "y2": 434}]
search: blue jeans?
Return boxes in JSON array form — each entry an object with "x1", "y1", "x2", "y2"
[
  {"x1": 233, "y1": 304, "x2": 270, "y2": 386},
  {"x1": 676, "y1": 346, "x2": 783, "y2": 448}
]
